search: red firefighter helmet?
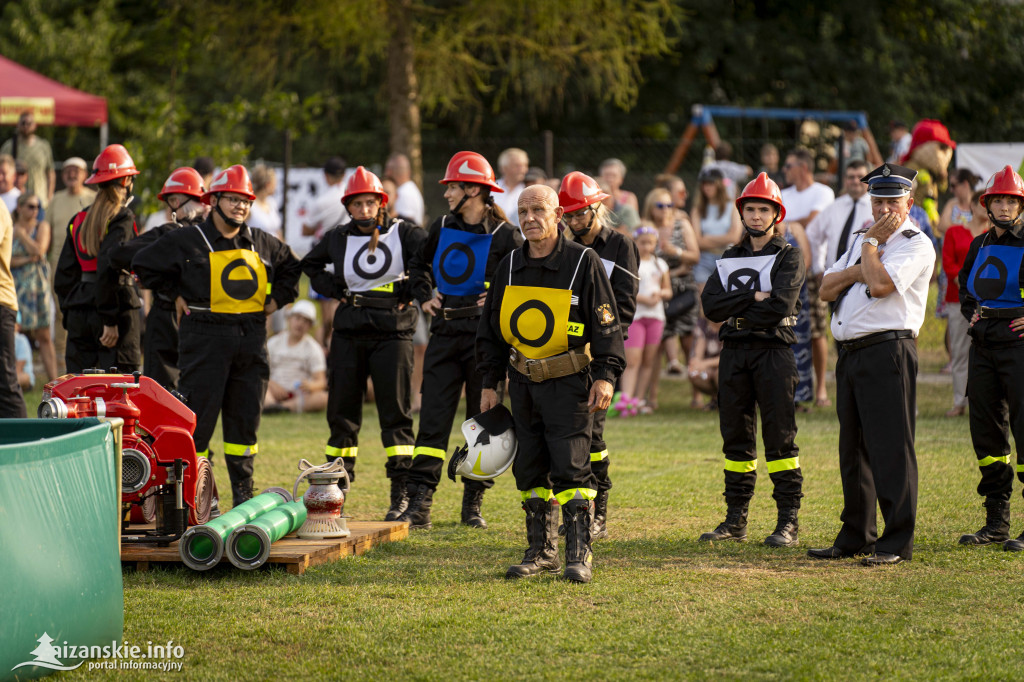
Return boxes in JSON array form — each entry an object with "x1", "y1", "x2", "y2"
[
  {"x1": 736, "y1": 172, "x2": 786, "y2": 222},
  {"x1": 157, "y1": 167, "x2": 205, "y2": 201},
  {"x1": 202, "y1": 164, "x2": 255, "y2": 205},
  {"x1": 342, "y1": 166, "x2": 388, "y2": 206},
  {"x1": 85, "y1": 144, "x2": 139, "y2": 185},
  {"x1": 980, "y1": 165, "x2": 1024, "y2": 208},
  {"x1": 439, "y1": 151, "x2": 504, "y2": 193},
  {"x1": 558, "y1": 171, "x2": 610, "y2": 213}
]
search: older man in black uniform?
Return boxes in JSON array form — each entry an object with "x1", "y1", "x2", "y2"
[
  {"x1": 810, "y1": 163, "x2": 934, "y2": 566},
  {"x1": 699, "y1": 173, "x2": 806, "y2": 547},
  {"x1": 956, "y1": 166, "x2": 1024, "y2": 550},
  {"x1": 134, "y1": 165, "x2": 301, "y2": 504},
  {"x1": 478, "y1": 184, "x2": 625, "y2": 584},
  {"x1": 559, "y1": 170, "x2": 639, "y2": 539}
]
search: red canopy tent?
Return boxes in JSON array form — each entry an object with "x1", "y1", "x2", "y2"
[{"x1": 0, "y1": 53, "x2": 109, "y2": 147}]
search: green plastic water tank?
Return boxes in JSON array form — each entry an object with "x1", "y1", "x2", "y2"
[{"x1": 0, "y1": 418, "x2": 123, "y2": 680}]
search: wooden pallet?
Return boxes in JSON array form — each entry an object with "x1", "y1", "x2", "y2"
[{"x1": 120, "y1": 521, "x2": 408, "y2": 575}]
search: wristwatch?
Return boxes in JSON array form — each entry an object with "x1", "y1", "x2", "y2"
[{"x1": 862, "y1": 237, "x2": 880, "y2": 249}]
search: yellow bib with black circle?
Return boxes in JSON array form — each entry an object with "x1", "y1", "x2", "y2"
[
  {"x1": 500, "y1": 285, "x2": 572, "y2": 360},
  {"x1": 209, "y1": 248, "x2": 268, "y2": 314}
]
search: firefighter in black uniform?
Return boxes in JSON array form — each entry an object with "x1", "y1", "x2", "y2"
[
  {"x1": 133, "y1": 164, "x2": 301, "y2": 504},
  {"x1": 698, "y1": 172, "x2": 806, "y2": 547},
  {"x1": 399, "y1": 151, "x2": 520, "y2": 530},
  {"x1": 810, "y1": 163, "x2": 934, "y2": 566},
  {"x1": 558, "y1": 170, "x2": 639, "y2": 539},
  {"x1": 113, "y1": 167, "x2": 207, "y2": 389},
  {"x1": 478, "y1": 184, "x2": 625, "y2": 584},
  {"x1": 956, "y1": 166, "x2": 1024, "y2": 551},
  {"x1": 54, "y1": 144, "x2": 143, "y2": 373},
  {"x1": 300, "y1": 166, "x2": 426, "y2": 521}
]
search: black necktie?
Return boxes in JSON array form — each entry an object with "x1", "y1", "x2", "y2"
[
  {"x1": 830, "y1": 234, "x2": 863, "y2": 315},
  {"x1": 835, "y1": 201, "x2": 858, "y2": 264}
]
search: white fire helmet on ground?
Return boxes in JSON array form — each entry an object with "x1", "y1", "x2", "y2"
[{"x1": 447, "y1": 404, "x2": 517, "y2": 481}]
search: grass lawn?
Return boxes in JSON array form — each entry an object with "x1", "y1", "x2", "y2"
[{"x1": 29, "y1": 285, "x2": 1024, "y2": 681}]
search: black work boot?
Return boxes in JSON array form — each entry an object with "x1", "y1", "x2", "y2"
[
  {"x1": 562, "y1": 499, "x2": 594, "y2": 583},
  {"x1": 397, "y1": 483, "x2": 434, "y2": 530},
  {"x1": 225, "y1": 454, "x2": 255, "y2": 507},
  {"x1": 699, "y1": 502, "x2": 748, "y2": 542},
  {"x1": 461, "y1": 486, "x2": 487, "y2": 528},
  {"x1": 959, "y1": 498, "x2": 1010, "y2": 545},
  {"x1": 506, "y1": 499, "x2": 560, "y2": 579},
  {"x1": 764, "y1": 507, "x2": 800, "y2": 547},
  {"x1": 1004, "y1": 530, "x2": 1024, "y2": 552},
  {"x1": 385, "y1": 475, "x2": 409, "y2": 521},
  {"x1": 591, "y1": 489, "x2": 609, "y2": 540}
]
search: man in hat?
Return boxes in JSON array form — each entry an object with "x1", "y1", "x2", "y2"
[{"x1": 809, "y1": 163, "x2": 935, "y2": 566}]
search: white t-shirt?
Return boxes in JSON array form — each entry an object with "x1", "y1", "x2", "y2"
[
  {"x1": 393, "y1": 180, "x2": 424, "y2": 227},
  {"x1": 267, "y1": 332, "x2": 327, "y2": 388},
  {"x1": 1, "y1": 188, "x2": 21, "y2": 214},
  {"x1": 248, "y1": 196, "x2": 283, "y2": 240},
  {"x1": 143, "y1": 208, "x2": 171, "y2": 233},
  {"x1": 826, "y1": 221, "x2": 935, "y2": 342},
  {"x1": 494, "y1": 180, "x2": 524, "y2": 227},
  {"x1": 305, "y1": 182, "x2": 349, "y2": 240},
  {"x1": 781, "y1": 182, "x2": 835, "y2": 224},
  {"x1": 635, "y1": 255, "x2": 668, "y2": 321}
]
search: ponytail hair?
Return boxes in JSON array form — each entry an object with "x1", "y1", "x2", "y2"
[
  {"x1": 80, "y1": 182, "x2": 127, "y2": 257},
  {"x1": 367, "y1": 202, "x2": 391, "y2": 253}
]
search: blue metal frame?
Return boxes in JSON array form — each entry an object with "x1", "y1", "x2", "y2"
[{"x1": 691, "y1": 104, "x2": 868, "y2": 130}]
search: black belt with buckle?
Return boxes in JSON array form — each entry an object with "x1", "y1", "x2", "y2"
[
  {"x1": 352, "y1": 294, "x2": 399, "y2": 309},
  {"x1": 729, "y1": 315, "x2": 797, "y2": 330},
  {"x1": 442, "y1": 306, "x2": 482, "y2": 321},
  {"x1": 979, "y1": 307, "x2": 1024, "y2": 319},
  {"x1": 838, "y1": 329, "x2": 914, "y2": 352}
]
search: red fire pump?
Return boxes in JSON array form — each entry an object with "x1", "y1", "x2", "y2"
[{"x1": 38, "y1": 370, "x2": 216, "y2": 544}]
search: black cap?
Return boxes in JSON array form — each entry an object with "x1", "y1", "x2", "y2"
[
  {"x1": 698, "y1": 166, "x2": 724, "y2": 183},
  {"x1": 862, "y1": 163, "x2": 917, "y2": 198},
  {"x1": 324, "y1": 156, "x2": 347, "y2": 176}
]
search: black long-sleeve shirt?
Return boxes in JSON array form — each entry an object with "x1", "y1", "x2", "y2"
[
  {"x1": 300, "y1": 219, "x2": 426, "y2": 337},
  {"x1": 700, "y1": 233, "x2": 805, "y2": 345},
  {"x1": 571, "y1": 225, "x2": 640, "y2": 330},
  {"x1": 54, "y1": 207, "x2": 141, "y2": 325},
  {"x1": 477, "y1": 232, "x2": 626, "y2": 388},
  {"x1": 132, "y1": 218, "x2": 300, "y2": 326},
  {"x1": 958, "y1": 223, "x2": 1024, "y2": 347},
  {"x1": 408, "y1": 214, "x2": 521, "y2": 336}
]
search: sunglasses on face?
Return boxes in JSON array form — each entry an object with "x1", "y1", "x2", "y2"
[
  {"x1": 654, "y1": 202, "x2": 674, "y2": 209},
  {"x1": 23, "y1": 204, "x2": 40, "y2": 210}
]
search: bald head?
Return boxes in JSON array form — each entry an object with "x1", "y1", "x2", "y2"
[{"x1": 518, "y1": 184, "x2": 563, "y2": 245}]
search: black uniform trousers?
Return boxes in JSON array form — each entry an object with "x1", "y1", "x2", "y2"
[
  {"x1": 408, "y1": 331, "x2": 492, "y2": 492},
  {"x1": 143, "y1": 302, "x2": 180, "y2": 390},
  {"x1": 177, "y1": 316, "x2": 268, "y2": 457},
  {"x1": 717, "y1": 343, "x2": 802, "y2": 507},
  {"x1": 967, "y1": 343, "x2": 1024, "y2": 501},
  {"x1": 508, "y1": 370, "x2": 596, "y2": 499},
  {"x1": 589, "y1": 410, "x2": 612, "y2": 493},
  {"x1": 0, "y1": 306, "x2": 26, "y2": 418},
  {"x1": 64, "y1": 307, "x2": 141, "y2": 374},
  {"x1": 833, "y1": 337, "x2": 918, "y2": 560},
  {"x1": 326, "y1": 332, "x2": 414, "y2": 481}
]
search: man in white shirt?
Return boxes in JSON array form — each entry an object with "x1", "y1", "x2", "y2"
[
  {"x1": 806, "y1": 160, "x2": 872, "y2": 277},
  {"x1": 809, "y1": 163, "x2": 934, "y2": 567},
  {"x1": 0, "y1": 155, "x2": 20, "y2": 215},
  {"x1": 887, "y1": 120, "x2": 912, "y2": 163},
  {"x1": 302, "y1": 157, "x2": 350, "y2": 240},
  {"x1": 264, "y1": 300, "x2": 328, "y2": 413},
  {"x1": 493, "y1": 147, "x2": 528, "y2": 226},
  {"x1": 385, "y1": 153, "x2": 424, "y2": 226},
  {"x1": 781, "y1": 148, "x2": 835, "y2": 407}
]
